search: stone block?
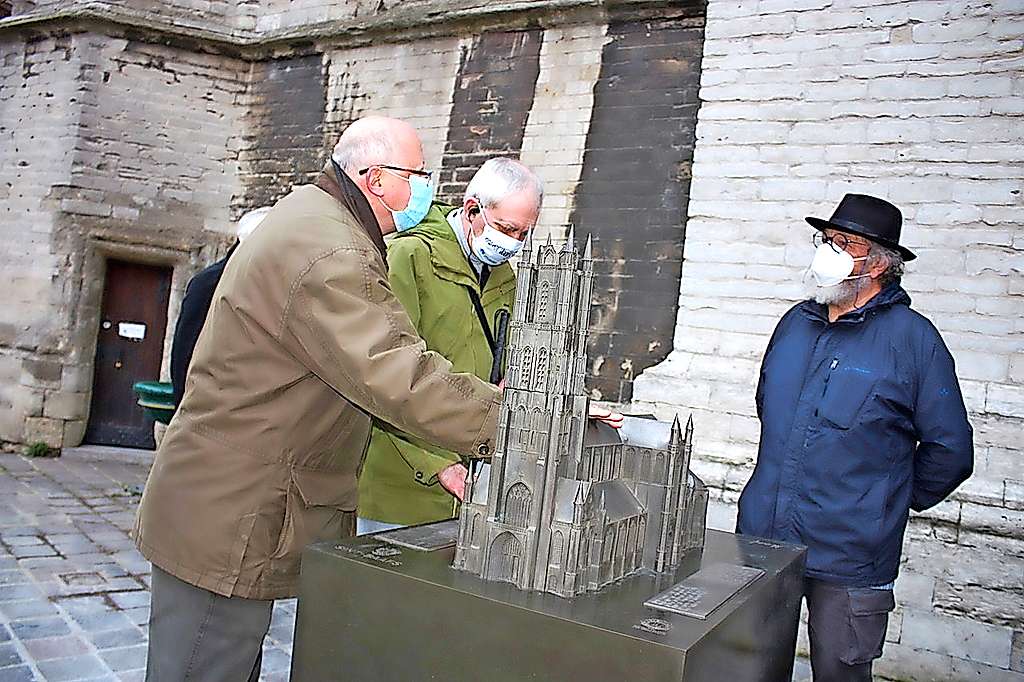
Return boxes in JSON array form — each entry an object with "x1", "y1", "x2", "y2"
[
  {"x1": 901, "y1": 609, "x2": 1013, "y2": 669},
  {"x1": 24, "y1": 417, "x2": 63, "y2": 448},
  {"x1": 961, "y1": 502, "x2": 1024, "y2": 540},
  {"x1": 42, "y1": 391, "x2": 89, "y2": 421},
  {"x1": 988, "y1": 383, "x2": 1024, "y2": 419},
  {"x1": 895, "y1": 570, "x2": 935, "y2": 608},
  {"x1": 20, "y1": 358, "x2": 62, "y2": 388},
  {"x1": 62, "y1": 420, "x2": 86, "y2": 448}
]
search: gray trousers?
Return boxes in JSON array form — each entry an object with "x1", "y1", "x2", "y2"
[
  {"x1": 804, "y1": 578, "x2": 895, "y2": 682},
  {"x1": 146, "y1": 565, "x2": 273, "y2": 681}
]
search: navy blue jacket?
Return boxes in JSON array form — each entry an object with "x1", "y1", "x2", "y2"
[
  {"x1": 737, "y1": 284, "x2": 973, "y2": 586},
  {"x1": 170, "y1": 244, "x2": 236, "y2": 407}
]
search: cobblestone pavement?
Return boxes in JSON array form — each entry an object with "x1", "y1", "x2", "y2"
[
  {"x1": 0, "y1": 448, "x2": 295, "y2": 682},
  {"x1": 0, "y1": 447, "x2": 817, "y2": 682}
]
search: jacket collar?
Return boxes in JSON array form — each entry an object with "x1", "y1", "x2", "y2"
[
  {"x1": 393, "y1": 202, "x2": 515, "y2": 294},
  {"x1": 315, "y1": 160, "x2": 387, "y2": 262},
  {"x1": 798, "y1": 283, "x2": 911, "y2": 325}
]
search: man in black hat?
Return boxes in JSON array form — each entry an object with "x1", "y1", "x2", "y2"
[{"x1": 736, "y1": 194, "x2": 974, "y2": 681}]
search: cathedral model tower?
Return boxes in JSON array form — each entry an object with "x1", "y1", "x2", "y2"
[{"x1": 453, "y1": 231, "x2": 708, "y2": 598}]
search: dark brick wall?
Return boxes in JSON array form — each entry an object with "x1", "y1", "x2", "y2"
[
  {"x1": 569, "y1": 16, "x2": 705, "y2": 403},
  {"x1": 239, "y1": 54, "x2": 328, "y2": 212},
  {"x1": 437, "y1": 28, "x2": 543, "y2": 205}
]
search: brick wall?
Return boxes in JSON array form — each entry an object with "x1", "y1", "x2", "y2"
[
  {"x1": 0, "y1": 34, "x2": 80, "y2": 445},
  {"x1": 324, "y1": 35, "x2": 467, "y2": 172},
  {"x1": 239, "y1": 54, "x2": 327, "y2": 210},
  {"x1": 569, "y1": 14, "x2": 704, "y2": 404},
  {"x1": 437, "y1": 28, "x2": 543, "y2": 204},
  {"x1": 632, "y1": 1, "x2": 1024, "y2": 679},
  {"x1": 0, "y1": 26, "x2": 248, "y2": 448}
]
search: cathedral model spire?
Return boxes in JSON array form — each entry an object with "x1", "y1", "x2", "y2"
[{"x1": 454, "y1": 231, "x2": 707, "y2": 598}]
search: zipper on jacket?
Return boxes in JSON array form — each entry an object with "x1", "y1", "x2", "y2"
[{"x1": 815, "y1": 358, "x2": 840, "y2": 418}]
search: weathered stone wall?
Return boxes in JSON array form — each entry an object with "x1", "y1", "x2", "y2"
[
  {"x1": 2, "y1": 1, "x2": 704, "y2": 450},
  {"x1": 0, "y1": 25, "x2": 248, "y2": 448},
  {"x1": 632, "y1": 1, "x2": 1024, "y2": 680}
]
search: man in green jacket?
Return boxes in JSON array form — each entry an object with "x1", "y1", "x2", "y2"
[{"x1": 357, "y1": 158, "x2": 543, "y2": 533}]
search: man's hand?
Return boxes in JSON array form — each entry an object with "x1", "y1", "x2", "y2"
[
  {"x1": 588, "y1": 404, "x2": 624, "y2": 429},
  {"x1": 438, "y1": 462, "x2": 469, "y2": 502}
]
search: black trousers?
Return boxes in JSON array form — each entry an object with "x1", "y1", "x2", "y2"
[{"x1": 804, "y1": 578, "x2": 895, "y2": 682}]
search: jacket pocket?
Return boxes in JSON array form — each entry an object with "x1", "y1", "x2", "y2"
[
  {"x1": 270, "y1": 468, "x2": 356, "y2": 560},
  {"x1": 841, "y1": 587, "x2": 895, "y2": 665},
  {"x1": 819, "y1": 365, "x2": 877, "y2": 429}
]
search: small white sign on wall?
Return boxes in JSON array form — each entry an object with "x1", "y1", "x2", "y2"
[{"x1": 118, "y1": 322, "x2": 146, "y2": 341}]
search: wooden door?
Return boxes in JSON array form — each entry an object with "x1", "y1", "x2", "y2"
[{"x1": 85, "y1": 259, "x2": 172, "y2": 449}]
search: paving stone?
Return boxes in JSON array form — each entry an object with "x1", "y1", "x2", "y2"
[
  {"x1": 71, "y1": 611, "x2": 135, "y2": 634},
  {"x1": 2, "y1": 536, "x2": 43, "y2": 548},
  {"x1": 37, "y1": 654, "x2": 110, "y2": 681},
  {"x1": 0, "y1": 585, "x2": 45, "y2": 603},
  {"x1": 107, "y1": 592, "x2": 148, "y2": 610},
  {"x1": 55, "y1": 595, "x2": 113, "y2": 617},
  {"x1": 260, "y1": 646, "x2": 291, "y2": 674},
  {"x1": 0, "y1": 642, "x2": 23, "y2": 668},
  {"x1": 10, "y1": 546, "x2": 56, "y2": 560},
  {"x1": 117, "y1": 671, "x2": 145, "y2": 682},
  {"x1": 97, "y1": 645, "x2": 146, "y2": 672},
  {"x1": 9, "y1": 616, "x2": 71, "y2": 640},
  {"x1": 121, "y1": 608, "x2": 148, "y2": 628},
  {"x1": 89, "y1": 628, "x2": 145, "y2": 651},
  {"x1": 0, "y1": 666, "x2": 35, "y2": 682},
  {"x1": 0, "y1": 600, "x2": 59, "y2": 620},
  {"x1": 22, "y1": 634, "x2": 91, "y2": 661},
  {"x1": 0, "y1": 572, "x2": 31, "y2": 586}
]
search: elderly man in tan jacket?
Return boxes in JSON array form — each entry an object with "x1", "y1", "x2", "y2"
[{"x1": 136, "y1": 117, "x2": 508, "y2": 680}]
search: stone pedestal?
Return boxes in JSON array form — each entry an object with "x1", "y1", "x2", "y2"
[{"x1": 292, "y1": 527, "x2": 805, "y2": 682}]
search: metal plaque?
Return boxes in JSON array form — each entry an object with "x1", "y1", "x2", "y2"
[
  {"x1": 644, "y1": 563, "x2": 764, "y2": 620},
  {"x1": 377, "y1": 519, "x2": 460, "y2": 551}
]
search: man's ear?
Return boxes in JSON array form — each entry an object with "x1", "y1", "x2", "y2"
[{"x1": 364, "y1": 167, "x2": 385, "y2": 197}]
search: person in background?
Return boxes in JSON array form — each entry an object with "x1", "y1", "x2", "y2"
[
  {"x1": 169, "y1": 206, "x2": 271, "y2": 407},
  {"x1": 736, "y1": 194, "x2": 974, "y2": 681},
  {"x1": 357, "y1": 158, "x2": 542, "y2": 535}
]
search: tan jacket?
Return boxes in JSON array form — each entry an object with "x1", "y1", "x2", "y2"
[{"x1": 134, "y1": 181, "x2": 501, "y2": 600}]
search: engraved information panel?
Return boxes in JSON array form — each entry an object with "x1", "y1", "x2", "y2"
[
  {"x1": 644, "y1": 563, "x2": 765, "y2": 620},
  {"x1": 377, "y1": 519, "x2": 460, "y2": 551}
]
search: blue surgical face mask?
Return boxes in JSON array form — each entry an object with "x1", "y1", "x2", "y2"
[{"x1": 381, "y1": 169, "x2": 434, "y2": 232}]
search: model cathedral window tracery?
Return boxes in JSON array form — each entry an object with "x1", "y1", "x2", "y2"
[{"x1": 454, "y1": 231, "x2": 708, "y2": 598}]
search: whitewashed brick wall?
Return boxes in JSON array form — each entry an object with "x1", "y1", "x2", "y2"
[
  {"x1": 325, "y1": 36, "x2": 467, "y2": 172},
  {"x1": 520, "y1": 23, "x2": 607, "y2": 244},
  {"x1": 632, "y1": 1, "x2": 1024, "y2": 680}
]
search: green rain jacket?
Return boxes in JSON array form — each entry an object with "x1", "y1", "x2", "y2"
[{"x1": 357, "y1": 202, "x2": 516, "y2": 524}]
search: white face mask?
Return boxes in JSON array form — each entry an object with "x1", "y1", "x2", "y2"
[
  {"x1": 806, "y1": 243, "x2": 869, "y2": 287},
  {"x1": 470, "y1": 209, "x2": 525, "y2": 266}
]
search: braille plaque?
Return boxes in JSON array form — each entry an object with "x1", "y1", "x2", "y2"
[
  {"x1": 377, "y1": 519, "x2": 460, "y2": 551},
  {"x1": 644, "y1": 563, "x2": 765, "y2": 620}
]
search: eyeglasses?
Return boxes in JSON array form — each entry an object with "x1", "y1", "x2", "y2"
[
  {"x1": 813, "y1": 231, "x2": 870, "y2": 254},
  {"x1": 358, "y1": 165, "x2": 435, "y2": 185},
  {"x1": 480, "y1": 206, "x2": 533, "y2": 241}
]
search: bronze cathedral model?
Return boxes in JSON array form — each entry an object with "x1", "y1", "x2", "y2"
[{"x1": 453, "y1": 231, "x2": 709, "y2": 598}]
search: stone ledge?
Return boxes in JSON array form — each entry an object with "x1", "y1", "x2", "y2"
[{"x1": 0, "y1": 0, "x2": 704, "y2": 57}]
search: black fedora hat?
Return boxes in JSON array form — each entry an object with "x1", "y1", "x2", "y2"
[{"x1": 806, "y1": 193, "x2": 916, "y2": 261}]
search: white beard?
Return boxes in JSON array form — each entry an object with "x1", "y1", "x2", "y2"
[{"x1": 807, "y1": 277, "x2": 863, "y2": 306}]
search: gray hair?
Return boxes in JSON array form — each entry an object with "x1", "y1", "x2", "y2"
[
  {"x1": 868, "y1": 242, "x2": 905, "y2": 287},
  {"x1": 465, "y1": 158, "x2": 543, "y2": 211},
  {"x1": 331, "y1": 124, "x2": 396, "y2": 173}
]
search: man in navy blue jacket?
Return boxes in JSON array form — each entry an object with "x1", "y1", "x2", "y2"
[{"x1": 737, "y1": 194, "x2": 973, "y2": 682}]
